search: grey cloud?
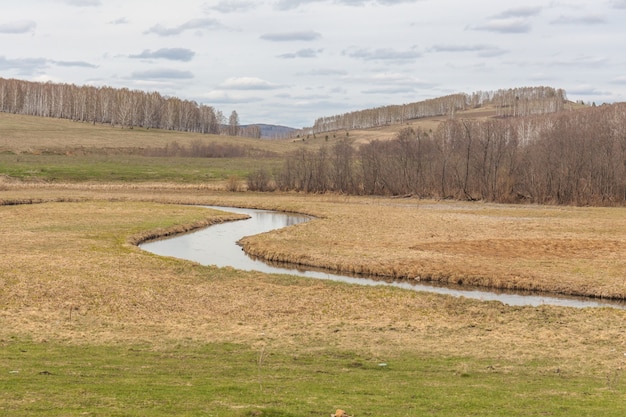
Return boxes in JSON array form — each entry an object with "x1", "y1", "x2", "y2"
[
  {"x1": 611, "y1": 0, "x2": 626, "y2": 9},
  {"x1": 431, "y1": 44, "x2": 508, "y2": 58},
  {"x1": 376, "y1": 0, "x2": 425, "y2": 4},
  {"x1": 611, "y1": 75, "x2": 626, "y2": 84},
  {"x1": 342, "y1": 46, "x2": 421, "y2": 63},
  {"x1": 362, "y1": 86, "x2": 416, "y2": 94},
  {"x1": 109, "y1": 17, "x2": 129, "y2": 25},
  {"x1": 66, "y1": 0, "x2": 101, "y2": 6},
  {"x1": 0, "y1": 20, "x2": 36, "y2": 34},
  {"x1": 275, "y1": 0, "x2": 314, "y2": 10},
  {"x1": 471, "y1": 7, "x2": 541, "y2": 34},
  {"x1": 299, "y1": 68, "x2": 348, "y2": 76},
  {"x1": 130, "y1": 69, "x2": 194, "y2": 79},
  {"x1": 472, "y1": 18, "x2": 531, "y2": 34},
  {"x1": 494, "y1": 6, "x2": 542, "y2": 18},
  {"x1": 145, "y1": 18, "x2": 222, "y2": 36},
  {"x1": 550, "y1": 14, "x2": 607, "y2": 25},
  {"x1": 260, "y1": 31, "x2": 321, "y2": 41},
  {"x1": 277, "y1": 48, "x2": 322, "y2": 59},
  {"x1": 550, "y1": 55, "x2": 608, "y2": 67},
  {"x1": 54, "y1": 60, "x2": 98, "y2": 68},
  {"x1": 567, "y1": 86, "x2": 612, "y2": 96},
  {"x1": 129, "y1": 48, "x2": 195, "y2": 62},
  {"x1": 0, "y1": 56, "x2": 48, "y2": 74},
  {"x1": 275, "y1": 0, "x2": 423, "y2": 10},
  {"x1": 276, "y1": 92, "x2": 329, "y2": 100},
  {"x1": 210, "y1": 0, "x2": 257, "y2": 13}
]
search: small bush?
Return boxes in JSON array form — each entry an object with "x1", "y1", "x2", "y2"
[
  {"x1": 226, "y1": 175, "x2": 243, "y2": 192},
  {"x1": 247, "y1": 168, "x2": 275, "y2": 192}
]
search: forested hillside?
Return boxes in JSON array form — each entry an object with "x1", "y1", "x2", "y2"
[
  {"x1": 275, "y1": 101, "x2": 626, "y2": 206},
  {"x1": 307, "y1": 86, "x2": 567, "y2": 134},
  {"x1": 0, "y1": 77, "x2": 232, "y2": 135}
]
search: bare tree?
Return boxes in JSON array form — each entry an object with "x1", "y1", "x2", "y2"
[{"x1": 228, "y1": 110, "x2": 240, "y2": 136}]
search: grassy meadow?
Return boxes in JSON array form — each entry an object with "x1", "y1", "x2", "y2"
[{"x1": 1, "y1": 113, "x2": 626, "y2": 416}]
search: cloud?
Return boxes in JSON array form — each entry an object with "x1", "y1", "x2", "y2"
[
  {"x1": 431, "y1": 44, "x2": 508, "y2": 57},
  {"x1": 0, "y1": 20, "x2": 36, "y2": 34},
  {"x1": 130, "y1": 68, "x2": 194, "y2": 79},
  {"x1": 0, "y1": 56, "x2": 48, "y2": 74},
  {"x1": 66, "y1": 0, "x2": 101, "y2": 6},
  {"x1": 611, "y1": 75, "x2": 626, "y2": 84},
  {"x1": 145, "y1": 18, "x2": 222, "y2": 36},
  {"x1": 219, "y1": 77, "x2": 281, "y2": 90},
  {"x1": 472, "y1": 18, "x2": 531, "y2": 33},
  {"x1": 277, "y1": 48, "x2": 322, "y2": 59},
  {"x1": 567, "y1": 85, "x2": 612, "y2": 96},
  {"x1": 550, "y1": 55, "x2": 608, "y2": 67},
  {"x1": 611, "y1": 0, "x2": 626, "y2": 9},
  {"x1": 275, "y1": 0, "x2": 423, "y2": 10},
  {"x1": 342, "y1": 46, "x2": 421, "y2": 63},
  {"x1": 109, "y1": 17, "x2": 129, "y2": 25},
  {"x1": 494, "y1": 6, "x2": 542, "y2": 18},
  {"x1": 202, "y1": 90, "x2": 264, "y2": 104},
  {"x1": 209, "y1": 0, "x2": 257, "y2": 13},
  {"x1": 298, "y1": 68, "x2": 349, "y2": 76},
  {"x1": 550, "y1": 14, "x2": 607, "y2": 25},
  {"x1": 129, "y1": 48, "x2": 195, "y2": 62},
  {"x1": 53, "y1": 60, "x2": 98, "y2": 68},
  {"x1": 471, "y1": 7, "x2": 540, "y2": 34},
  {"x1": 369, "y1": 72, "x2": 433, "y2": 87},
  {"x1": 260, "y1": 31, "x2": 321, "y2": 41},
  {"x1": 362, "y1": 86, "x2": 417, "y2": 94},
  {"x1": 275, "y1": 92, "x2": 330, "y2": 100}
]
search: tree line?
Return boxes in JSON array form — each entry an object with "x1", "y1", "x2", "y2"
[
  {"x1": 0, "y1": 77, "x2": 250, "y2": 136},
  {"x1": 271, "y1": 102, "x2": 626, "y2": 206},
  {"x1": 303, "y1": 86, "x2": 567, "y2": 135}
]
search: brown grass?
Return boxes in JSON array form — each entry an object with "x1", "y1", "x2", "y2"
[
  {"x1": 2, "y1": 184, "x2": 626, "y2": 374},
  {"x1": 238, "y1": 199, "x2": 626, "y2": 299},
  {"x1": 0, "y1": 105, "x2": 501, "y2": 155},
  {"x1": 3, "y1": 182, "x2": 626, "y2": 299},
  {"x1": 0, "y1": 113, "x2": 297, "y2": 154}
]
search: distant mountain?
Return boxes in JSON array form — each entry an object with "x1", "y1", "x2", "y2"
[{"x1": 242, "y1": 124, "x2": 297, "y2": 139}]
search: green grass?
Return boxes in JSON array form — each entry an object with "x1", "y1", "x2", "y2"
[
  {"x1": 0, "y1": 153, "x2": 282, "y2": 183},
  {"x1": 1, "y1": 339, "x2": 624, "y2": 417}
]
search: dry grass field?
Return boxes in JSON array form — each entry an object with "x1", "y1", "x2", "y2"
[
  {"x1": 2, "y1": 112, "x2": 626, "y2": 415},
  {"x1": 0, "y1": 107, "x2": 496, "y2": 154},
  {"x1": 0, "y1": 113, "x2": 301, "y2": 154},
  {"x1": 239, "y1": 197, "x2": 626, "y2": 300},
  {"x1": 1, "y1": 184, "x2": 625, "y2": 353}
]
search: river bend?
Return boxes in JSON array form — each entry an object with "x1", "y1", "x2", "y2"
[{"x1": 140, "y1": 206, "x2": 626, "y2": 310}]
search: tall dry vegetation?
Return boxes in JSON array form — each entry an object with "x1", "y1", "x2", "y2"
[
  {"x1": 277, "y1": 102, "x2": 626, "y2": 205},
  {"x1": 142, "y1": 139, "x2": 277, "y2": 158}
]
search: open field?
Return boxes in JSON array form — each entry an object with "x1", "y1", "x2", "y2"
[
  {"x1": 0, "y1": 113, "x2": 298, "y2": 154},
  {"x1": 1, "y1": 184, "x2": 626, "y2": 415},
  {"x1": 0, "y1": 153, "x2": 282, "y2": 183},
  {"x1": 2, "y1": 113, "x2": 626, "y2": 415}
]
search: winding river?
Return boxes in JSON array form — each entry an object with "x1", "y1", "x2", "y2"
[{"x1": 140, "y1": 206, "x2": 626, "y2": 310}]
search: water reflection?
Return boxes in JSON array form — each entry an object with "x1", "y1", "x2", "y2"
[{"x1": 140, "y1": 206, "x2": 626, "y2": 310}]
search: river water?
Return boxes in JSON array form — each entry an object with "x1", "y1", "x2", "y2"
[{"x1": 140, "y1": 206, "x2": 626, "y2": 309}]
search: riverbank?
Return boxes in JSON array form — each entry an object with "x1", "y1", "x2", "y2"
[
  {"x1": 2, "y1": 184, "x2": 626, "y2": 415},
  {"x1": 2, "y1": 182, "x2": 626, "y2": 300}
]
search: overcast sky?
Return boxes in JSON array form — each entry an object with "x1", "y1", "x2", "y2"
[{"x1": 2, "y1": 0, "x2": 626, "y2": 127}]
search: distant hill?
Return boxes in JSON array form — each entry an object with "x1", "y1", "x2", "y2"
[{"x1": 242, "y1": 124, "x2": 297, "y2": 139}]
